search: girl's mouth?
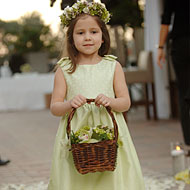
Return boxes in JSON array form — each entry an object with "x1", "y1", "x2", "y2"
[{"x1": 83, "y1": 44, "x2": 94, "y2": 46}]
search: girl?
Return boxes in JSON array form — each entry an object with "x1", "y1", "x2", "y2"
[{"x1": 48, "y1": 1, "x2": 145, "y2": 190}]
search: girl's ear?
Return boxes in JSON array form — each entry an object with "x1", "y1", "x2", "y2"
[{"x1": 102, "y1": 40, "x2": 104, "y2": 43}]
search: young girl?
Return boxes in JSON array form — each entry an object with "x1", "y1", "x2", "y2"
[{"x1": 48, "y1": 1, "x2": 145, "y2": 190}]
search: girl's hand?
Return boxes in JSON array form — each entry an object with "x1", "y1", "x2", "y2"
[
  {"x1": 95, "y1": 94, "x2": 112, "y2": 107},
  {"x1": 70, "y1": 94, "x2": 87, "y2": 108}
]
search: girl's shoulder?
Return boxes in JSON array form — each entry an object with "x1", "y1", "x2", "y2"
[
  {"x1": 103, "y1": 55, "x2": 117, "y2": 62},
  {"x1": 56, "y1": 57, "x2": 71, "y2": 70},
  {"x1": 102, "y1": 55, "x2": 118, "y2": 69}
]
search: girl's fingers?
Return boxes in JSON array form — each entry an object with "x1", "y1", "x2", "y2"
[
  {"x1": 95, "y1": 96, "x2": 100, "y2": 103},
  {"x1": 81, "y1": 97, "x2": 87, "y2": 104},
  {"x1": 71, "y1": 102, "x2": 79, "y2": 108},
  {"x1": 105, "y1": 100, "x2": 111, "y2": 107},
  {"x1": 78, "y1": 95, "x2": 86, "y2": 101},
  {"x1": 97, "y1": 95, "x2": 105, "y2": 102},
  {"x1": 96, "y1": 98, "x2": 110, "y2": 107},
  {"x1": 78, "y1": 95, "x2": 86, "y2": 103},
  {"x1": 95, "y1": 94, "x2": 103, "y2": 101},
  {"x1": 103, "y1": 100, "x2": 111, "y2": 107},
  {"x1": 105, "y1": 102, "x2": 110, "y2": 107},
  {"x1": 96, "y1": 98, "x2": 103, "y2": 105},
  {"x1": 71, "y1": 99, "x2": 81, "y2": 108},
  {"x1": 71, "y1": 101, "x2": 80, "y2": 108},
  {"x1": 95, "y1": 94, "x2": 111, "y2": 107},
  {"x1": 76, "y1": 97, "x2": 83, "y2": 104},
  {"x1": 76, "y1": 95, "x2": 86, "y2": 104},
  {"x1": 102, "y1": 100, "x2": 107, "y2": 105},
  {"x1": 70, "y1": 94, "x2": 87, "y2": 108},
  {"x1": 95, "y1": 96, "x2": 101, "y2": 106}
]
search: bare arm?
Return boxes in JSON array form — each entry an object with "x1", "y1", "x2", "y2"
[
  {"x1": 50, "y1": 67, "x2": 87, "y2": 116},
  {"x1": 110, "y1": 62, "x2": 131, "y2": 112},
  {"x1": 157, "y1": 24, "x2": 169, "y2": 68},
  {"x1": 50, "y1": 67, "x2": 72, "y2": 116},
  {"x1": 95, "y1": 62, "x2": 131, "y2": 112}
]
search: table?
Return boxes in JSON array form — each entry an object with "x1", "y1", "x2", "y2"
[{"x1": 0, "y1": 73, "x2": 54, "y2": 111}]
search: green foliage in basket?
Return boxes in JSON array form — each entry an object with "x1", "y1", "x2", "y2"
[
  {"x1": 70, "y1": 125, "x2": 114, "y2": 144},
  {"x1": 91, "y1": 125, "x2": 114, "y2": 141}
]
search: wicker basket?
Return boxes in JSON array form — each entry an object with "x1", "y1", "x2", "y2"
[{"x1": 66, "y1": 99, "x2": 118, "y2": 175}]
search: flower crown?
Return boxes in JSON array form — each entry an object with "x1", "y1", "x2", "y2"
[{"x1": 60, "y1": 0, "x2": 111, "y2": 27}]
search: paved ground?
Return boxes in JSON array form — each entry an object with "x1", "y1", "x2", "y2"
[{"x1": 0, "y1": 107, "x2": 189, "y2": 189}]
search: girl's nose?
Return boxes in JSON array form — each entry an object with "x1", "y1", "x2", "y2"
[{"x1": 84, "y1": 32, "x2": 91, "y2": 41}]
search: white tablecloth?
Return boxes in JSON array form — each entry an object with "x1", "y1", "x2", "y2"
[{"x1": 0, "y1": 73, "x2": 54, "y2": 111}]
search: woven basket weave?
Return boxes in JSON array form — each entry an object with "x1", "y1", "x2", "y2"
[{"x1": 67, "y1": 99, "x2": 118, "y2": 175}]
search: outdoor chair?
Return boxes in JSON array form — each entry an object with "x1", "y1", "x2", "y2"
[{"x1": 123, "y1": 50, "x2": 157, "y2": 120}]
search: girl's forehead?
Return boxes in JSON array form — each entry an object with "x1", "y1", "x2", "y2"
[{"x1": 74, "y1": 15, "x2": 100, "y2": 30}]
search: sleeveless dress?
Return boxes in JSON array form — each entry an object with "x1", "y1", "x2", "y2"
[{"x1": 48, "y1": 55, "x2": 145, "y2": 190}]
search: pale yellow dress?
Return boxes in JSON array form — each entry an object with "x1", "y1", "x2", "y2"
[{"x1": 48, "y1": 55, "x2": 145, "y2": 190}]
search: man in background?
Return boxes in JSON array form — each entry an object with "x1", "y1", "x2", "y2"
[{"x1": 157, "y1": 0, "x2": 190, "y2": 145}]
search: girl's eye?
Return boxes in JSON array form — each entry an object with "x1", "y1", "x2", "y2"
[
  {"x1": 77, "y1": 32, "x2": 83, "y2": 35},
  {"x1": 92, "y1": 31, "x2": 97, "y2": 34}
]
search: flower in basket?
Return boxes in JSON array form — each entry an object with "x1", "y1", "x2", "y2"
[
  {"x1": 71, "y1": 124, "x2": 114, "y2": 144},
  {"x1": 71, "y1": 125, "x2": 92, "y2": 144}
]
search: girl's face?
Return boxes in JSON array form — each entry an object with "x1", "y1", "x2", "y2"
[{"x1": 73, "y1": 15, "x2": 103, "y2": 56}]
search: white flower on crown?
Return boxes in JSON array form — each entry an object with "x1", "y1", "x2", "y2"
[
  {"x1": 63, "y1": 6, "x2": 69, "y2": 18},
  {"x1": 69, "y1": 7, "x2": 73, "y2": 12},
  {"x1": 83, "y1": 7, "x2": 89, "y2": 14},
  {"x1": 67, "y1": 7, "x2": 73, "y2": 13},
  {"x1": 71, "y1": 12, "x2": 76, "y2": 19},
  {"x1": 63, "y1": 6, "x2": 69, "y2": 14},
  {"x1": 100, "y1": 3, "x2": 106, "y2": 8},
  {"x1": 64, "y1": 6, "x2": 70, "y2": 12},
  {"x1": 72, "y1": 3, "x2": 79, "y2": 9},
  {"x1": 88, "y1": 2, "x2": 93, "y2": 7},
  {"x1": 80, "y1": 0, "x2": 87, "y2": 3}
]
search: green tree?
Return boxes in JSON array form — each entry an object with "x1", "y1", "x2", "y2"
[{"x1": 0, "y1": 12, "x2": 57, "y2": 56}]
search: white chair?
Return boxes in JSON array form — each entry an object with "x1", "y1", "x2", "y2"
[{"x1": 123, "y1": 50, "x2": 157, "y2": 120}]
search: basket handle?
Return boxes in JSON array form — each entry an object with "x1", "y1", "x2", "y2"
[{"x1": 66, "y1": 98, "x2": 118, "y2": 142}]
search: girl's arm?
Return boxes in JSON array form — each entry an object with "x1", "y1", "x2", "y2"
[
  {"x1": 50, "y1": 67, "x2": 72, "y2": 116},
  {"x1": 110, "y1": 62, "x2": 131, "y2": 112},
  {"x1": 50, "y1": 67, "x2": 87, "y2": 116},
  {"x1": 95, "y1": 62, "x2": 131, "y2": 112}
]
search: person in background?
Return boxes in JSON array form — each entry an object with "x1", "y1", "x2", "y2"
[{"x1": 157, "y1": 0, "x2": 190, "y2": 146}]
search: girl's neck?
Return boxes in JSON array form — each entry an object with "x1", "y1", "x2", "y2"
[{"x1": 77, "y1": 53, "x2": 102, "y2": 65}]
